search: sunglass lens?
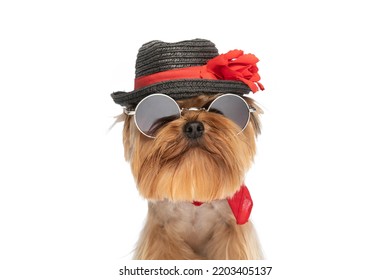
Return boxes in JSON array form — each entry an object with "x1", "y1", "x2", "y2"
[
  {"x1": 209, "y1": 94, "x2": 250, "y2": 130},
  {"x1": 135, "y1": 94, "x2": 180, "y2": 137}
]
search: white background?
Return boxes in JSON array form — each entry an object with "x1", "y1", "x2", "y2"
[{"x1": 1, "y1": 0, "x2": 389, "y2": 279}]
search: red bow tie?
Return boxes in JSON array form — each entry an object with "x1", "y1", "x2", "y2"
[{"x1": 192, "y1": 184, "x2": 253, "y2": 225}]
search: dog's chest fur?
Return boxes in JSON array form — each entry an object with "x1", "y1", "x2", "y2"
[{"x1": 149, "y1": 200, "x2": 232, "y2": 250}]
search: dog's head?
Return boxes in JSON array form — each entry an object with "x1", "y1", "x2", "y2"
[
  {"x1": 122, "y1": 94, "x2": 262, "y2": 202},
  {"x1": 112, "y1": 39, "x2": 265, "y2": 202}
]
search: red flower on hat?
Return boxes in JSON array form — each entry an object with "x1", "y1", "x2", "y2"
[{"x1": 206, "y1": 49, "x2": 265, "y2": 92}]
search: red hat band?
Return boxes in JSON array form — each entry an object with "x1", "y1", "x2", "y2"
[{"x1": 135, "y1": 50, "x2": 264, "y2": 93}]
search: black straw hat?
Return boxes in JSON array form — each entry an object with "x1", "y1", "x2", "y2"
[{"x1": 111, "y1": 39, "x2": 263, "y2": 108}]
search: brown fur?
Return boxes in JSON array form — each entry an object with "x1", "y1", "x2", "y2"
[{"x1": 122, "y1": 94, "x2": 264, "y2": 259}]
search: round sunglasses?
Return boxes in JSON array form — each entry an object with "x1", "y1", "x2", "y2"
[{"x1": 124, "y1": 93, "x2": 256, "y2": 138}]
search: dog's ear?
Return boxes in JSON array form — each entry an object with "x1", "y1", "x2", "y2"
[
  {"x1": 123, "y1": 114, "x2": 134, "y2": 161},
  {"x1": 244, "y1": 97, "x2": 263, "y2": 136}
]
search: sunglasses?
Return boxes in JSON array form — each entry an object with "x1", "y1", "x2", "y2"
[{"x1": 124, "y1": 93, "x2": 256, "y2": 138}]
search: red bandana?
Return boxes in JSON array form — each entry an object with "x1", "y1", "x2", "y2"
[{"x1": 192, "y1": 184, "x2": 253, "y2": 225}]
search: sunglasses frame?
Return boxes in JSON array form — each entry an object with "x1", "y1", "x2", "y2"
[{"x1": 124, "y1": 93, "x2": 256, "y2": 138}]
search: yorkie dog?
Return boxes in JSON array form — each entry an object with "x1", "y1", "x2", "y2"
[{"x1": 111, "y1": 39, "x2": 265, "y2": 259}]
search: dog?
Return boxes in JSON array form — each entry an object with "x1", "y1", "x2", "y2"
[{"x1": 111, "y1": 39, "x2": 265, "y2": 259}]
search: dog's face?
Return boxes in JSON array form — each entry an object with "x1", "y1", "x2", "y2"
[{"x1": 122, "y1": 94, "x2": 262, "y2": 202}]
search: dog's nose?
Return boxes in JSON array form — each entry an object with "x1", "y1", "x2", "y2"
[{"x1": 183, "y1": 121, "x2": 204, "y2": 139}]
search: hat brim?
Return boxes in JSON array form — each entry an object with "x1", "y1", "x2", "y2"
[{"x1": 111, "y1": 79, "x2": 251, "y2": 108}]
